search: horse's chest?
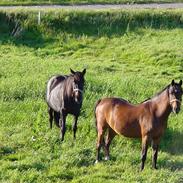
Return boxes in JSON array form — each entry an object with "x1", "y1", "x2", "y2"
[
  {"x1": 151, "y1": 120, "x2": 166, "y2": 137},
  {"x1": 65, "y1": 102, "x2": 81, "y2": 115},
  {"x1": 114, "y1": 119, "x2": 141, "y2": 138}
]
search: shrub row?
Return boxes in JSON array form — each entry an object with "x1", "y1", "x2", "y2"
[{"x1": 0, "y1": 9, "x2": 183, "y2": 39}]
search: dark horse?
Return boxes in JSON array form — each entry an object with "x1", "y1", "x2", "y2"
[
  {"x1": 46, "y1": 68, "x2": 86, "y2": 141},
  {"x1": 95, "y1": 80, "x2": 182, "y2": 170}
]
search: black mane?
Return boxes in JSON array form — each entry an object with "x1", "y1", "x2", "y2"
[{"x1": 142, "y1": 84, "x2": 170, "y2": 103}]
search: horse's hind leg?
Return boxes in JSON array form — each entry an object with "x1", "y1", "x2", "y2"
[
  {"x1": 104, "y1": 127, "x2": 116, "y2": 161},
  {"x1": 95, "y1": 119, "x2": 107, "y2": 163},
  {"x1": 60, "y1": 109, "x2": 67, "y2": 141},
  {"x1": 48, "y1": 107, "x2": 53, "y2": 129},
  {"x1": 96, "y1": 131, "x2": 105, "y2": 164},
  {"x1": 54, "y1": 111, "x2": 60, "y2": 128}
]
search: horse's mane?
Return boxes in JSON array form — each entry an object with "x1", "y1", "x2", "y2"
[{"x1": 141, "y1": 84, "x2": 170, "y2": 103}]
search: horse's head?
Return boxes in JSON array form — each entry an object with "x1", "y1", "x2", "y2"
[
  {"x1": 70, "y1": 68, "x2": 86, "y2": 104},
  {"x1": 169, "y1": 79, "x2": 183, "y2": 114}
]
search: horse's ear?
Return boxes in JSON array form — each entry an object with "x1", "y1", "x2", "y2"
[
  {"x1": 82, "y1": 68, "x2": 86, "y2": 76},
  {"x1": 70, "y1": 68, "x2": 75, "y2": 75},
  {"x1": 179, "y1": 80, "x2": 182, "y2": 86},
  {"x1": 171, "y1": 79, "x2": 175, "y2": 85}
]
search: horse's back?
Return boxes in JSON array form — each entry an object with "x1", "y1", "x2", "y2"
[
  {"x1": 95, "y1": 97, "x2": 130, "y2": 125},
  {"x1": 47, "y1": 74, "x2": 67, "y2": 93},
  {"x1": 96, "y1": 97, "x2": 131, "y2": 111},
  {"x1": 95, "y1": 97, "x2": 142, "y2": 137}
]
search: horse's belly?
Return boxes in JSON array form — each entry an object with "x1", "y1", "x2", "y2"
[
  {"x1": 114, "y1": 121, "x2": 141, "y2": 138},
  {"x1": 48, "y1": 92, "x2": 62, "y2": 112}
]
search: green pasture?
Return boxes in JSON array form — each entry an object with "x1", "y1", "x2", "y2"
[
  {"x1": 0, "y1": 9, "x2": 183, "y2": 182},
  {"x1": 0, "y1": 0, "x2": 183, "y2": 5}
]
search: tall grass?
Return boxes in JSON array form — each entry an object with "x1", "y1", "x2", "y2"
[
  {"x1": 1, "y1": 9, "x2": 183, "y2": 40},
  {"x1": 0, "y1": 9, "x2": 183, "y2": 183},
  {"x1": 1, "y1": 0, "x2": 183, "y2": 5}
]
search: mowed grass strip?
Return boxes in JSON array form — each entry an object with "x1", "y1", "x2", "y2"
[{"x1": 0, "y1": 9, "x2": 183, "y2": 183}]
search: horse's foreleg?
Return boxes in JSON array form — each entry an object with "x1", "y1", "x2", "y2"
[
  {"x1": 73, "y1": 115, "x2": 78, "y2": 140},
  {"x1": 140, "y1": 135, "x2": 149, "y2": 171},
  {"x1": 48, "y1": 107, "x2": 53, "y2": 129},
  {"x1": 60, "y1": 110, "x2": 66, "y2": 141},
  {"x1": 152, "y1": 138, "x2": 160, "y2": 169}
]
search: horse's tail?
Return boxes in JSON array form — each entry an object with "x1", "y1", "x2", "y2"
[
  {"x1": 54, "y1": 111, "x2": 60, "y2": 128},
  {"x1": 94, "y1": 99, "x2": 102, "y2": 133}
]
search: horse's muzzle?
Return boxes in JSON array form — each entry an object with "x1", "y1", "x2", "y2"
[
  {"x1": 75, "y1": 96, "x2": 83, "y2": 104},
  {"x1": 172, "y1": 107, "x2": 180, "y2": 114}
]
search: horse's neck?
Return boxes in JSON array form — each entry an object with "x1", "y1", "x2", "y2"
[
  {"x1": 64, "y1": 78, "x2": 76, "y2": 104},
  {"x1": 64, "y1": 78, "x2": 73, "y2": 95},
  {"x1": 151, "y1": 89, "x2": 171, "y2": 120}
]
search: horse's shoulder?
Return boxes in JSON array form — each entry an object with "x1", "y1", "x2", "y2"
[
  {"x1": 139, "y1": 101, "x2": 155, "y2": 121},
  {"x1": 141, "y1": 100, "x2": 152, "y2": 109}
]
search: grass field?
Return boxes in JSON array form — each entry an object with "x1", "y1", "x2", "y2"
[
  {"x1": 1, "y1": 0, "x2": 183, "y2": 5},
  {"x1": 0, "y1": 9, "x2": 183, "y2": 183}
]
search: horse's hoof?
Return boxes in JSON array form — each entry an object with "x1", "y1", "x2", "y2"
[
  {"x1": 104, "y1": 156, "x2": 110, "y2": 161},
  {"x1": 60, "y1": 137, "x2": 64, "y2": 141},
  {"x1": 140, "y1": 167, "x2": 144, "y2": 171},
  {"x1": 95, "y1": 160, "x2": 99, "y2": 164}
]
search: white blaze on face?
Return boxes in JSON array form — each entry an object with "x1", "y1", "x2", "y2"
[
  {"x1": 170, "y1": 99, "x2": 181, "y2": 114},
  {"x1": 73, "y1": 84, "x2": 83, "y2": 104}
]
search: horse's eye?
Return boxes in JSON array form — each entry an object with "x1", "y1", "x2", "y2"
[
  {"x1": 175, "y1": 89, "x2": 181, "y2": 95},
  {"x1": 170, "y1": 90, "x2": 174, "y2": 94}
]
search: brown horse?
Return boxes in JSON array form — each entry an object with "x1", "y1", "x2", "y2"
[
  {"x1": 95, "y1": 80, "x2": 182, "y2": 170},
  {"x1": 46, "y1": 68, "x2": 86, "y2": 141}
]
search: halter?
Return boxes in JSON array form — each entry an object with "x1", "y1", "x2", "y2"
[
  {"x1": 73, "y1": 88, "x2": 83, "y2": 93},
  {"x1": 170, "y1": 99, "x2": 181, "y2": 105}
]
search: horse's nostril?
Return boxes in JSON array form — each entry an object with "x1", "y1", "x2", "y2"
[{"x1": 76, "y1": 95, "x2": 83, "y2": 104}]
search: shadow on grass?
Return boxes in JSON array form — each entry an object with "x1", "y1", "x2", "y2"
[
  {"x1": 161, "y1": 128, "x2": 183, "y2": 155},
  {"x1": 8, "y1": 162, "x2": 46, "y2": 171},
  {"x1": 159, "y1": 156, "x2": 183, "y2": 171},
  {"x1": 152, "y1": 127, "x2": 183, "y2": 171},
  {"x1": 0, "y1": 12, "x2": 55, "y2": 48},
  {"x1": 74, "y1": 148, "x2": 93, "y2": 167},
  {"x1": 0, "y1": 146, "x2": 16, "y2": 156},
  {"x1": 0, "y1": 32, "x2": 56, "y2": 49},
  {"x1": 1, "y1": 10, "x2": 183, "y2": 49},
  {"x1": 48, "y1": 173, "x2": 73, "y2": 181},
  {"x1": 0, "y1": 146, "x2": 22, "y2": 162}
]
